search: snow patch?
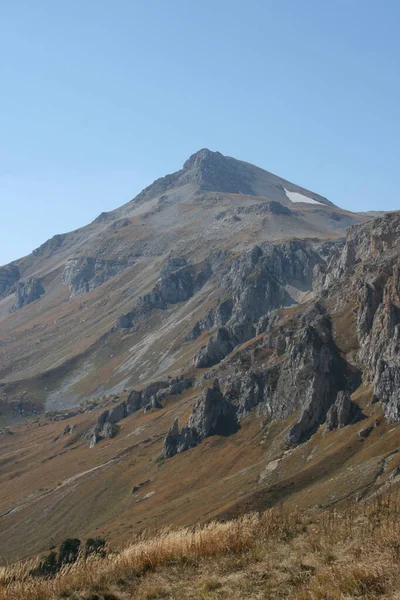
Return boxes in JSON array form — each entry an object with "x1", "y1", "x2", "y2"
[{"x1": 284, "y1": 189, "x2": 322, "y2": 205}]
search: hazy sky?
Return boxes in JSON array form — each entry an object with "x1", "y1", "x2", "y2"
[{"x1": 1, "y1": 0, "x2": 399, "y2": 265}]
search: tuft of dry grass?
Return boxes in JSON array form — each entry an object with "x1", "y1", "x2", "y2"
[{"x1": 2, "y1": 493, "x2": 400, "y2": 599}]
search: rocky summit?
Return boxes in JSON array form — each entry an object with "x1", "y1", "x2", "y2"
[{"x1": 0, "y1": 149, "x2": 399, "y2": 563}]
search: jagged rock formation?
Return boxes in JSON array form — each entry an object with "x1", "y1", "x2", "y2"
[
  {"x1": 0, "y1": 264, "x2": 20, "y2": 297},
  {"x1": 315, "y1": 213, "x2": 400, "y2": 423},
  {"x1": 187, "y1": 299, "x2": 234, "y2": 341},
  {"x1": 63, "y1": 257, "x2": 130, "y2": 297},
  {"x1": 191, "y1": 241, "x2": 324, "y2": 368},
  {"x1": 219, "y1": 304, "x2": 360, "y2": 444},
  {"x1": 13, "y1": 278, "x2": 45, "y2": 310},
  {"x1": 325, "y1": 391, "x2": 363, "y2": 432},
  {"x1": 194, "y1": 318, "x2": 255, "y2": 368},
  {"x1": 161, "y1": 379, "x2": 238, "y2": 458},
  {"x1": 188, "y1": 379, "x2": 238, "y2": 438}
]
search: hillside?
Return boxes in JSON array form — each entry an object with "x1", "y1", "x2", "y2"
[
  {"x1": 1, "y1": 150, "x2": 400, "y2": 569},
  {"x1": 2, "y1": 495, "x2": 400, "y2": 600},
  {"x1": 0, "y1": 149, "x2": 364, "y2": 415}
]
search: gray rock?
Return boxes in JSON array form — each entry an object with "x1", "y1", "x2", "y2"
[
  {"x1": 115, "y1": 313, "x2": 133, "y2": 329},
  {"x1": 101, "y1": 421, "x2": 118, "y2": 438},
  {"x1": 161, "y1": 380, "x2": 239, "y2": 459},
  {"x1": 63, "y1": 256, "x2": 129, "y2": 298},
  {"x1": 108, "y1": 402, "x2": 127, "y2": 423},
  {"x1": 188, "y1": 299, "x2": 234, "y2": 341},
  {"x1": 358, "y1": 426, "x2": 373, "y2": 439},
  {"x1": 126, "y1": 390, "x2": 143, "y2": 414},
  {"x1": 12, "y1": 278, "x2": 44, "y2": 310},
  {"x1": 161, "y1": 418, "x2": 198, "y2": 459},
  {"x1": 115, "y1": 258, "x2": 211, "y2": 330},
  {"x1": 373, "y1": 361, "x2": 400, "y2": 421},
  {"x1": 89, "y1": 430, "x2": 102, "y2": 448},
  {"x1": 325, "y1": 391, "x2": 362, "y2": 431},
  {"x1": 194, "y1": 327, "x2": 236, "y2": 368},
  {"x1": 0, "y1": 264, "x2": 20, "y2": 297},
  {"x1": 188, "y1": 379, "x2": 238, "y2": 439}
]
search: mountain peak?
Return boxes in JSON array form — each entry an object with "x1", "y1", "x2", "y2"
[
  {"x1": 182, "y1": 148, "x2": 223, "y2": 170},
  {"x1": 126, "y1": 149, "x2": 332, "y2": 210}
]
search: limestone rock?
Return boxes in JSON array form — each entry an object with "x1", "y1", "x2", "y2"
[
  {"x1": 63, "y1": 257, "x2": 129, "y2": 298},
  {"x1": 115, "y1": 258, "x2": 211, "y2": 329},
  {"x1": 13, "y1": 278, "x2": 45, "y2": 310},
  {"x1": 0, "y1": 264, "x2": 20, "y2": 297},
  {"x1": 161, "y1": 380, "x2": 239, "y2": 459},
  {"x1": 108, "y1": 402, "x2": 127, "y2": 423},
  {"x1": 188, "y1": 379, "x2": 238, "y2": 439},
  {"x1": 194, "y1": 328, "x2": 235, "y2": 368},
  {"x1": 325, "y1": 391, "x2": 362, "y2": 431}
]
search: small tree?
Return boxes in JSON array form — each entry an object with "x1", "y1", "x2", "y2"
[{"x1": 58, "y1": 538, "x2": 81, "y2": 564}]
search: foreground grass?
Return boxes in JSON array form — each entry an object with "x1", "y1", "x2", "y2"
[{"x1": 2, "y1": 494, "x2": 400, "y2": 599}]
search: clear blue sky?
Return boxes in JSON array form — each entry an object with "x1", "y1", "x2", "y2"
[{"x1": 1, "y1": 0, "x2": 399, "y2": 265}]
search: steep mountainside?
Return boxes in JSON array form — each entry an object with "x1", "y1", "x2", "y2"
[
  {"x1": 0, "y1": 149, "x2": 366, "y2": 416},
  {"x1": 1, "y1": 150, "x2": 399, "y2": 564}
]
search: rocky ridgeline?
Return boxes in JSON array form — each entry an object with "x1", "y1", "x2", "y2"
[
  {"x1": 115, "y1": 258, "x2": 212, "y2": 329},
  {"x1": 88, "y1": 376, "x2": 194, "y2": 447},
  {"x1": 63, "y1": 256, "x2": 132, "y2": 298}
]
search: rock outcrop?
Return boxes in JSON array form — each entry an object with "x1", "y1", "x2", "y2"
[
  {"x1": 210, "y1": 303, "x2": 360, "y2": 445},
  {"x1": 325, "y1": 391, "x2": 363, "y2": 431},
  {"x1": 13, "y1": 278, "x2": 45, "y2": 310},
  {"x1": 89, "y1": 377, "x2": 194, "y2": 447},
  {"x1": 0, "y1": 264, "x2": 20, "y2": 297},
  {"x1": 161, "y1": 380, "x2": 239, "y2": 458},
  {"x1": 194, "y1": 318, "x2": 256, "y2": 368},
  {"x1": 115, "y1": 258, "x2": 212, "y2": 329},
  {"x1": 188, "y1": 379, "x2": 238, "y2": 438},
  {"x1": 63, "y1": 257, "x2": 130, "y2": 297}
]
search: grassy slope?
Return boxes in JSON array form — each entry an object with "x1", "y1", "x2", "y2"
[{"x1": 2, "y1": 493, "x2": 400, "y2": 599}]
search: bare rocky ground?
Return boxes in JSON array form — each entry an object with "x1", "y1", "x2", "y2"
[{"x1": 1, "y1": 149, "x2": 399, "y2": 564}]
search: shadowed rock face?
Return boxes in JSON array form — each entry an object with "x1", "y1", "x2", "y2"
[
  {"x1": 325, "y1": 391, "x2": 363, "y2": 432},
  {"x1": 161, "y1": 380, "x2": 239, "y2": 458}
]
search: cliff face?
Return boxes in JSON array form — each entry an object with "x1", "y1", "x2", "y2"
[{"x1": 159, "y1": 212, "x2": 399, "y2": 456}]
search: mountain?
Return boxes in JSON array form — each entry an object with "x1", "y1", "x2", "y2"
[
  {"x1": 1, "y1": 150, "x2": 399, "y2": 564},
  {"x1": 0, "y1": 149, "x2": 364, "y2": 414}
]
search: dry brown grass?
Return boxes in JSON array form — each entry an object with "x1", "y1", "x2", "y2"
[{"x1": 2, "y1": 493, "x2": 400, "y2": 599}]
